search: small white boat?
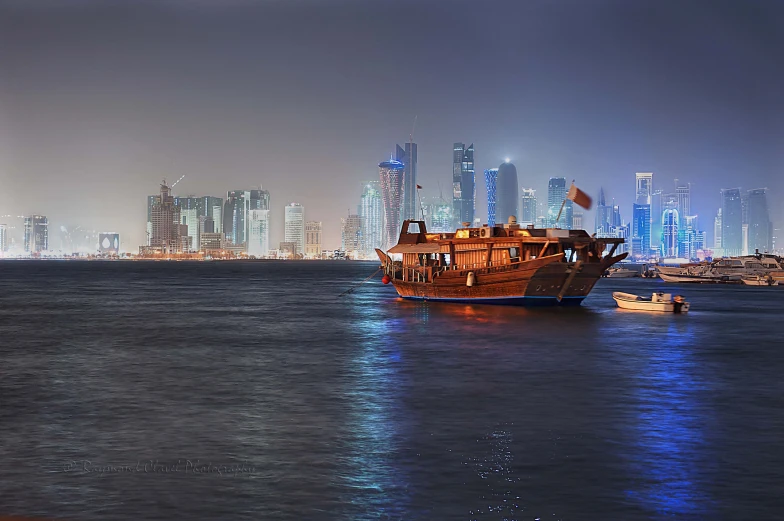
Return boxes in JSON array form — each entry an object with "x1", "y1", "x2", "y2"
[
  {"x1": 612, "y1": 292, "x2": 690, "y2": 313},
  {"x1": 605, "y1": 267, "x2": 638, "y2": 278},
  {"x1": 741, "y1": 275, "x2": 778, "y2": 286}
]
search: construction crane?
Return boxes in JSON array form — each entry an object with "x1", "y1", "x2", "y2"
[{"x1": 171, "y1": 175, "x2": 186, "y2": 188}]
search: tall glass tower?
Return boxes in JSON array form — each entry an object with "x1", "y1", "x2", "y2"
[
  {"x1": 284, "y1": 203, "x2": 305, "y2": 256},
  {"x1": 547, "y1": 177, "x2": 570, "y2": 228},
  {"x1": 484, "y1": 168, "x2": 498, "y2": 227},
  {"x1": 359, "y1": 181, "x2": 383, "y2": 257},
  {"x1": 520, "y1": 188, "x2": 536, "y2": 227},
  {"x1": 721, "y1": 188, "x2": 743, "y2": 256},
  {"x1": 496, "y1": 161, "x2": 518, "y2": 225},
  {"x1": 379, "y1": 159, "x2": 405, "y2": 249},
  {"x1": 662, "y1": 208, "x2": 680, "y2": 258},
  {"x1": 395, "y1": 143, "x2": 418, "y2": 221},
  {"x1": 747, "y1": 188, "x2": 772, "y2": 253},
  {"x1": 452, "y1": 143, "x2": 475, "y2": 227}
]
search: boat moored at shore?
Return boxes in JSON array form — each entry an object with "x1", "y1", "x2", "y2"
[
  {"x1": 377, "y1": 218, "x2": 626, "y2": 306},
  {"x1": 613, "y1": 292, "x2": 690, "y2": 313}
]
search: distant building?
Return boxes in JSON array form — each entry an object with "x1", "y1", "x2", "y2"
[
  {"x1": 496, "y1": 161, "x2": 518, "y2": 225},
  {"x1": 305, "y1": 221, "x2": 322, "y2": 258},
  {"x1": 662, "y1": 208, "x2": 679, "y2": 258},
  {"x1": 452, "y1": 142, "x2": 475, "y2": 227},
  {"x1": 721, "y1": 188, "x2": 743, "y2": 256},
  {"x1": 635, "y1": 172, "x2": 653, "y2": 204},
  {"x1": 223, "y1": 189, "x2": 270, "y2": 247},
  {"x1": 341, "y1": 214, "x2": 362, "y2": 258},
  {"x1": 202, "y1": 196, "x2": 223, "y2": 237},
  {"x1": 200, "y1": 232, "x2": 223, "y2": 251},
  {"x1": 631, "y1": 203, "x2": 651, "y2": 258},
  {"x1": 0, "y1": 223, "x2": 7, "y2": 253},
  {"x1": 713, "y1": 208, "x2": 722, "y2": 249},
  {"x1": 676, "y1": 182, "x2": 691, "y2": 222},
  {"x1": 547, "y1": 177, "x2": 570, "y2": 228},
  {"x1": 484, "y1": 168, "x2": 498, "y2": 227},
  {"x1": 520, "y1": 188, "x2": 536, "y2": 227},
  {"x1": 424, "y1": 198, "x2": 453, "y2": 233},
  {"x1": 378, "y1": 159, "x2": 405, "y2": 249},
  {"x1": 651, "y1": 189, "x2": 663, "y2": 254},
  {"x1": 150, "y1": 181, "x2": 181, "y2": 253},
  {"x1": 180, "y1": 206, "x2": 200, "y2": 251},
  {"x1": 284, "y1": 203, "x2": 305, "y2": 256},
  {"x1": 359, "y1": 181, "x2": 383, "y2": 257},
  {"x1": 572, "y1": 211, "x2": 583, "y2": 230},
  {"x1": 279, "y1": 242, "x2": 297, "y2": 257},
  {"x1": 24, "y1": 215, "x2": 49, "y2": 253},
  {"x1": 99, "y1": 233, "x2": 120, "y2": 254},
  {"x1": 395, "y1": 142, "x2": 418, "y2": 221},
  {"x1": 747, "y1": 188, "x2": 772, "y2": 253},
  {"x1": 247, "y1": 209, "x2": 271, "y2": 257}
]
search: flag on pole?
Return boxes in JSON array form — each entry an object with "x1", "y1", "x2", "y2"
[
  {"x1": 416, "y1": 184, "x2": 423, "y2": 189},
  {"x1": 567, "y1": 182, "x2": 592, "y2": 210}
]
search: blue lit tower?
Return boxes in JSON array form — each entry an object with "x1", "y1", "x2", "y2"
[
  {"x1": 721, "y1": 188, "x2": 743, "y2": 256},
  {"x1": 496, "y1": 161, "x2": 518, "y2": 225},
  {"x1": 359, "y1": 181, "x2": 383, "y2": 257},
  {"x1": 484, "y1": 168, "x2": 498, "y2": 226},
  {"x1": 662, "y1": 208, "x2": 680, "y2": 258},
  {"x1": 379, "y1": 159, "x2": 405, "y2": 250},
  {"x1": 395, "y1": 143, "x2": 418, "y2": 220},
  {"x1": 452, "y1": 143, "x2": 475, "y2": 227}
]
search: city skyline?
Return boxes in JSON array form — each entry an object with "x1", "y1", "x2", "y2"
[{"x1": 1, "y1": 0, "x2": 782, "y2": 249}]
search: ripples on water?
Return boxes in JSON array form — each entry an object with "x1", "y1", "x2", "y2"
[{"x1": 1, "y1": 261, "x2": 783, "y2": 520}]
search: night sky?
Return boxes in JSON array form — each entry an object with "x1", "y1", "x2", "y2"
[{"x1": 1, "y1": 0, "x2": 782, "y2": 249}]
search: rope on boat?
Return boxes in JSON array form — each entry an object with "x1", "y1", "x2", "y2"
[{"x1": 339, "y1": 268, "x2": 382, "y2": 297}]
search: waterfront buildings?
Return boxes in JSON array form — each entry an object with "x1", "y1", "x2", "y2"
[
  {"x1": 359, "y1": 181, "x2": 383, "y2": 258},
  {"x1": 662, "y1": 208, "x2": 679, "y2": 258},
  {"x1": 747, "y1": 188, "x2": 772, "y2": 253},
  {"x1": 305, "y1": 221, "x2": 322, "y2": 258},
  {"x1": 452, "y1": 142, "x2": 475, "y2": 227},
  {"x1": 520, "y1": 189, "x2": 536, "y2": 227},
  {"x1": 484, "y1": 168, "x2": 498, "y2": 227},
  {"x1": 378, "y1": 159, "x2": 405, "y2": 250},
  {"x1": 721, "y1": 188, "x2": 743, "y2": 256},
  {"x1": 200, "y1": 232, "x2": 223, "y2": 251},
  {"x1": 223, "y1": 189, "x2": 270, "y2": 247},
  {"x1": 714, "y1": 209, "x2": 723, "y2": 250},
  {"x1": 546, "y1": 177, "x2": 571, "y2": 228},
  {"x1": 424, "y1": 198, "x2": 453, "y2": 233},
  {"x1": 0, "y1": 223, "x2": 7, "y2": 253},
  {"x1": 150, "y1": 181, "x2": 180, "y2": 252},
  {"x1": 284, "y1": 203, "x2": 305, "y2": 256},
  {"x1": 395, "y1": 142, "x2": 418, "y2": 221},
  {"x1": 247, "y1": 209, "x2": 271, "y2": 257},
  {"x1": 496, "y1": 161, "x2": 518, "y2": 225},
  {"x1": 341, "y1": 214, "x2": 362, "y2": 258},
  {"x1": 98, "y1": 233, "x2": 120, "y2": 254},
  {"x1": 631, "y1": 204, "x2": 651, "y2": 258}
]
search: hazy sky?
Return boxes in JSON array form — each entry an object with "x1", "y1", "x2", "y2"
[{"x1": 1, "y1": 0, "x2": 782, "y2": 249}]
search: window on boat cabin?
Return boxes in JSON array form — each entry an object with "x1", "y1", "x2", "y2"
[
  {"x1": 406, "y1": 222, "x2": 422, "y2": 234},
  {"x1": 509, "y1": 247, "x2": 520, "y2": 261}
]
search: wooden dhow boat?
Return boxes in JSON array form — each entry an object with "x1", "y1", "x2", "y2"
[{"x1": 376, "y1": 218, "x2": 627, "y2": 306}]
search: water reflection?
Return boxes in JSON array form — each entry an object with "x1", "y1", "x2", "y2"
[
  {"x1": 622, "y1": 319, "x2": 713, "y2": 516},
  {"x1": 466, "y1": 424, "x2": 522, "y2": 519},
  {"x1": 341, "y1": 298, "x2": 410, "y2": 517}
]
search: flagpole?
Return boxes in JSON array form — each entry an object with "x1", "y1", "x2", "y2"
[
  {"x1": 416, "y1": 185, "x2": 424, "y2": 220},
  {"x1": 555, "y1": 180, "x2": 577, "y2": 228}
]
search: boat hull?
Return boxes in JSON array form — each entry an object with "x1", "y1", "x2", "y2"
[{"x1": 400, "y1": 295, "x2": 585, "y2": 306}]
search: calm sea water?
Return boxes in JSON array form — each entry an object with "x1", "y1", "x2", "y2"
[{"x1": 1, "y1": 260, "x2": 783, "y2": 520}]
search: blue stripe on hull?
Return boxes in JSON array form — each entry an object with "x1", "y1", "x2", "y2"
[{"x1": 399, "y1": 295, "x2": 585, "y2": 307}]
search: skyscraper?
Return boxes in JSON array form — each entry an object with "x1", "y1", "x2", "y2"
[
  {"x1": 150, "y1": 181, "x2": 180, "y2": 253},
  {"x1": 359, "y1": 181, "x2": 383, "y2": 257},
  {"x1": 202, "y1": 196, "x2": 224, "y2": 237},
  {"x1": 572, "y1": 212, "x2": 584, "y2": 230},
  {"x1": 747, "y1": 188, "x2": 772, "y2": 253},
  {"x1": 662, "y1": 208, "x2": 679, "y2": 258},
  {"x1": 714, "y1": 209, "x2": 723, "y2": 250},
  {"x1": 676, "y1": 182, "x2": 691, "y2": 221},
  {"x1": 547, "y1": 177, "x2": 571, "y2": 228},
  {"x1": 223, "y1": 189, "x2": 270, "y2": 247},
  {"x1": 0, "y1": 223, "x2": 7, "y2": 253},
  {"x1": 651, "y1": 189, "x2": 663, "y2": 255},
  {"x1": 395, "y1": 142, "x2": 418, "y2": 221},
  {"x1": 452, "y1": 143, "x2": 475, "y2": 227},
  {"x1": 284, "y1": 203, "x2": 305, "y2": 256},
  {"x1": 305, "y1": 221, "x2": 322, "y2": 258},
  {"x1": 635, "y1": 172, "x2": 653, "y2": 204},
  {"x1": 631, "y1": 204, "x2": 651, "y2": 258},
  {"x1": 24, "y1": 216, "x2": 49, "y2": 253},
  {"x1": 595, "y1": 188, "x2": 613, "y2": 234},
  {"x1": 484, "y1": 168, "x2": 498, "y2": 227},
  {"x1": 341, "y1": 214, "x2": 362, "y2": 257},
  {"x1": 378, "y1": 159, "x2": 405, "y2": 249},
  {"x1": 247, "y1": 209, "x2": 271, "y2": 257},
  {"x1": 721, "y1": 188, "x2": 743, "y2": 256},
  {"x1": 424, "y1": 198, "x2": 453, "y2": 233},
  {"x1": 520, "y1": 188, "x2": 536, "y2": 227},
  {"x1": 496, "y1": 161, "x2": 518, "y2": 225}
]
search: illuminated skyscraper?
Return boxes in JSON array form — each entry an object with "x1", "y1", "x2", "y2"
[
  {"x1": 714, "y1": 209, "x2": 722, "y2": 250},
  {"x1": 395, "y1": 142, "x2": 418, "y2": 221},
  {"x1": 378, "y1": 159, "x2": 405, "y2": 249},
  {"x1": 547, "y1": 177, "x2": 570, "y2": 228},
  {"x1": 305, "y1": 221, "x2": 322, "y2": 258},
  {"x1": 223, "y1": 189, "x2": 270, "y2": 247},
  {"x1": 721, "y1": 188, "x2": 743, "y2": 256},
  {"x1": 247, "y1": 209, "x2": 271, "y2": 257},
  {"x1": 341, "y1": 214, "x2": 362, "y2": 257},
  {"x1": 747, "y1": 188, "x2": 772, "y2": 253},
  {"x1": 203, "y1": 196, "x2": 224, "y2": 237},
  {"x1": 595, "y1": 188, "x2": 612, "y2": 234},
  {"x1": 662, "y1": 208, "x2": 679, "y2": 258},
  {"x1": 0, "y1": 223, "x2": 7, "y2": 253},
  {"x1": 631, "y1": 204, "x2": 651, "y2": 258},
  {"x1": 452, "y1": 143, "x2": 475, "y2": 227},
  {"x1": 150, "y1": 181, "x2": 180, "y2": 252},
  {"x1": 423, "y1": 197, "x2": 453, "y2": 233},
  {"x1": 284, "y1": 203, "x2": 305, "y2": 256},
  {"x1": 676, "y1": 182, "x2": 691, "y2": 221},
  {"x1": 496, "y1": 161, "x2": 518, "y2": 225},
  {"x1": 635, "y1": 172, "x2": 653, "y2": 204},
  {"x1": 520, "y1": 188, "x2": 536, "y2": 227},
  {"x1": 359, "y1": 181, "x2": 383, "y2": 257},
  {"x1": 484, "y1": 168, "x2": 498, "y2": 226}
]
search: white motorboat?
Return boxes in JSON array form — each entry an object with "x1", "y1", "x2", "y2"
[
  {"x1": 605, "y1": 267, "x2": 638, "y2": 278},
  {"x1": 741, "y1": 275, "x2": 779, "y2": 286},
  {"x1": 612, "y1": 291, "x2": 690, "y2": 313}
]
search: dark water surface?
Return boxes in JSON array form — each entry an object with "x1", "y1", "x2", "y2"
[{"x1": 1, "y1": 261, "x2": 783, "y2": 520}]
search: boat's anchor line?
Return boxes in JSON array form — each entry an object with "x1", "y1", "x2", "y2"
[{"x1": 339, "y1": 268, "x2": 382, "y2": 297}]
